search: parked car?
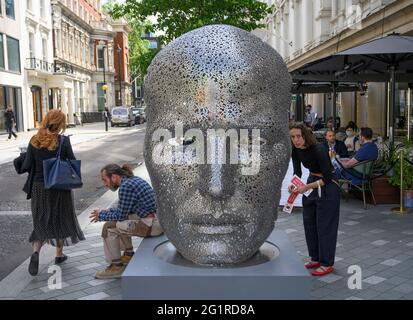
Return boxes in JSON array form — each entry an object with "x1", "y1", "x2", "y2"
[
  {"x1": 111, "y1": 106, "x2": 133, "y2": 127},
  {"x1": 131, "y1": 107, "x2": 146, "y2": 125}
]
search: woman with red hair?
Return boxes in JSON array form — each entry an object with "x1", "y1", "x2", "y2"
[{"x1": 22, "y1": 109, "x2": 85, "y2": 276}]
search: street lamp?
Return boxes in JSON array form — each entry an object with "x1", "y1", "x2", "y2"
[
  {"x1": 101, "y1": 44, "x2": 109, "y2": 131},
  {"x1": 117, "y1": 45, "x2": 122, "y2": 106}
]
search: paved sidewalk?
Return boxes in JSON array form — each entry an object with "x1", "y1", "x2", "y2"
[
  {"x1": 1, "y1": 165, "x2": 413, "y2": 300},
  {"x1": 0, "y1": 122, "x2": 136, "y2": 165}
]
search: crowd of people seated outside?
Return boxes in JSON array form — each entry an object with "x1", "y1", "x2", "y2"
[{"x1": 291, "y1": 108, "x2": 380, "y2": 187}]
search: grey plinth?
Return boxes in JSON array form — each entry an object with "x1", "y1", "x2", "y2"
[{"x1": 122, "y1": 230, "x2": 311, "y2": 300}]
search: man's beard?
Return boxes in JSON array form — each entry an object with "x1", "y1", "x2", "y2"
[{"x1": 109, "y1": 184, "x2": 119, "y2": 192}]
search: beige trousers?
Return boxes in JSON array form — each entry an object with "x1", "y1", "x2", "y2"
[{"x1": 102, "y1": 214, "x2": 163, "y2": 263}]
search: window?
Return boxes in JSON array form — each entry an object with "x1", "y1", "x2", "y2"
[
  {"x1": 40, "y1": 0, "x2": 45, "y2": 17},
  {"x1": 80, "y1": 6, "x2": 83, "y2": 20},
  {"x1": 27, "y1": 0, "x2": 32, "y2": 11},
  {"x1": 97, "y1": 47, "x2": 104, "y2": 69},
  {"x1": 74, "y1": 0, "x2": 78, "y2": 14},
  {"x1": 0, "y1": 35, "x2": 4, "y2": 69},
  {"x1": 7, "y1": 36, "x2": 20, "y2": 72},
  {"x1": 149, "y1": 40, "x2": 158, "y2": 49},
  {"x1": 42, "y1": 38, "x2": 47, "y2": 61},
  {"x1": 6, "y1": 0, "x2": 15, "y2": 19},
  {"x1": 29, "y1": 33, "x2": 35, "y2": 59}
]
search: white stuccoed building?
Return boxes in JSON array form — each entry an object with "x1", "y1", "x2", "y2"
[{"x1": 256, "y1": 0, "x2": 413, "y2": 139}]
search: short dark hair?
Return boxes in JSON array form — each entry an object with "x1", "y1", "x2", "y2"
[
  {"x1": 289, "y1": 122, "x2": 317, "y2": 147},
  {"x1": 324, "y1": 129, "x2": 335, "y2": 137},
  {"x1": 101, "y1": 164, "x2": 134, "y2": 178},
  {"x1": 360, "y1": 127, "x2": 373, "y2": 140}
]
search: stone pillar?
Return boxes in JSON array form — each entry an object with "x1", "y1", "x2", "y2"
[
  {"x1": 301, "y1": 0, "x2": 313, "y2": 49},
  {"x1": 332, "y1": 0, "x2": 338, "y2": 17},
  {"x1": 68, "y1": 88, "x2": 74, "y2": 124},
  {"x1": 340, "y1": 92, "x2": 354, "y2": 127},
  {"x1": 367, "y1": 83, "x2": 386, "y2": 136},
  {"x1": 293, "y1": 0, "x2": 301, "y2": 52},
  {"x1": 61, "y1": 88, "x2": 68, "y2": 118}
]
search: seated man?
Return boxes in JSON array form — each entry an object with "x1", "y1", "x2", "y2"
[
  {"x1": 322, "y1": 130, "x2": 349, "y2": 159},
  {"x1": 90, "y1": 164, "x2": 163, "y2": 279},
  {"x1": 339, "y1": 127, "x2": 378, "y2": 185}
]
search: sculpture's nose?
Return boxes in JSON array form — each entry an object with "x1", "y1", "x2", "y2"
[
  {"x1": 198, "y1": 163, "x2": 236, "y2": 200},
  {"x1": 198, "y1": 136, "x2": 236, "y2": 200}
]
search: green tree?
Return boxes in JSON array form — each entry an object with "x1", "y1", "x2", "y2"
[
  {"x1": 110, "y1": 0, "x2": 273, "y2": 45},
  {"x1": 103, "y1": 1, "x2": 156, "y2": 83}
]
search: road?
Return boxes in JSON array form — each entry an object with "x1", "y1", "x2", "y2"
[{"x1": 0, "y1": 124, "x2": 146, "y2": 280}]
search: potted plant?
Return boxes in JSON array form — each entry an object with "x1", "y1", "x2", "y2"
[
  {"x1": 388, "y1": 139, "x2": 413, "y2": 207},
  {"x1": 362, "y1": 139, "x2": 400, "y2": 204}
]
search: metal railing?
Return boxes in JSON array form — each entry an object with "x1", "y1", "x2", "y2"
[
  {"x1": 54, "y1": 62, "x2": 74, "y2": 74},
  {"x1": 26, "y1": 58, "x2": 54, "y2": 73}
]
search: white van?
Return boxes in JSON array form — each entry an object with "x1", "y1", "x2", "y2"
[{"x1": 111, "y1": 106, "x2": 133, "y2": 127}]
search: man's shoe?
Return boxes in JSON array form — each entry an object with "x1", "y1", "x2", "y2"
[
  {"x1": 28, "y1": 252, "x2": 39, "y2": 276},
  {"x1": 55, "y1": 254, "x2": 68, "y2": 264},
  {"x1": 121, "y1": 253, "x2": 134, "y2": 265},
  {"x1": 95, "y1": 264, "x2": 125, "y2": 279},
  {"x1": 304, "y1": 261, "x2": 321, "y2": 269},
  {"x1": 311, "y1": 266, "x2": 334, "y2": 276}
]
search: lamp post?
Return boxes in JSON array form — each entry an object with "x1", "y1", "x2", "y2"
[
  {"x1": 117, "y1": 45, "x2": 122, "y2": 106},
  {"x1": 101, "y1": 44, "x2": 108, "y2": 131}
]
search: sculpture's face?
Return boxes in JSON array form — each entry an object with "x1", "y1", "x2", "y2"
[{"x1": 144, "y1": 25, "x2": 291, "y2": 265}]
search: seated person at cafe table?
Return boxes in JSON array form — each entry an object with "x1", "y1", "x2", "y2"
[
  {"x1": 322, "y1": 130, "x2": 349, "y2": 159},
  {"x1": 338, "y1": 127, "x2": 378, "y2": 185}
]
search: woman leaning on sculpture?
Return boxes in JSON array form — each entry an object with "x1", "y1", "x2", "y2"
[
  {"x1": 288, "y1": 122, "x2": 340, "y2": 276},
  {"x1": 21, "y1": 109, "x2": 85, "y2": 276}
]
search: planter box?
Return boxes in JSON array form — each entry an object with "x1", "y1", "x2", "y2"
[{"x1": 350, "y1": 176, "x2": 400, "y2": 204}]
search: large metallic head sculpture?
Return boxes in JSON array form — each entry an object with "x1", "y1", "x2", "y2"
[{"x1": 144, "y1": 25, "x2": 291, "y2": 265}]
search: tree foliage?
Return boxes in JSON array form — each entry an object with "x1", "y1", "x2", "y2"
[
  {"x1": 109, "y1": 0, "x2": 273, "y2": 45},
  {"x1": 103, "y1": 1, "x2": 157, "y2": 83}
]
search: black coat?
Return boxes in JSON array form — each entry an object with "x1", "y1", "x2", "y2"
[
  {"x1": 5, "y1": 110, "x2": 15, "y2": 125},
  {"x1": 322, "y1": 140, "x2": 349, "y2": 159},
  {"x1": 13, "y1": 143, "x2": 35, "y2": 199}
]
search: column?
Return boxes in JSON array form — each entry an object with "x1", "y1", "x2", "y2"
[
  {"x1": 68, "y1": 88, "x2": 74, "y2": 124},
  {"x1": 293, "y1": 0, "x2": 301, "y2": 53},
  {"x1": 303, "y1": 0, "x2": 313, "y2": 48},
  {"x1": 332, "y1": 0, "x2": 338, "y2": 17},
  {"x1": 61, "y1": 88, "x2": 68, "y2": 118}
]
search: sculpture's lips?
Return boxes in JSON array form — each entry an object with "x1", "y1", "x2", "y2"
[
  {"x1": 184, "y1": 223, "x2": 241, "y2": 235},
  {"x1": 182, "y1": 214, "x2": 245, "y2": 235}
]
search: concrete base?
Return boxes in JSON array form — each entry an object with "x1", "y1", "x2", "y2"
[{"x1": 122, "y1": 230, "x2": 311, "y2": 300}]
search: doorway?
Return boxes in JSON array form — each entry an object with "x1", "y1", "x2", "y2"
[{"x1": 31, "y1": 86, "x2": 42, "y2": 128}]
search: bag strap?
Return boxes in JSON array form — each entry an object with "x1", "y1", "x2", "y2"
[{"x1": 56, "y1": 135, "x2": 64, "y2": 159}]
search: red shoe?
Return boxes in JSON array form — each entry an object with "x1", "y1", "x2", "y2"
[
  {"x1": 311, "y1": 266, "x2": 334, "y2": 276},
  {"x1": 304, "y1": 261, "x2": 321, "y2": 269}
]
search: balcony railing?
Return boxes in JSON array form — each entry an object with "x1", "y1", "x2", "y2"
[
  {"x1": 26, "y1": 58, "x2": 54, "y2": 73},
  {"x1": 54, "y1": 62, "x2": 74, "y2": 74}
]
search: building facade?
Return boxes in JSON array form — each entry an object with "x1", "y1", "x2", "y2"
[
  {"x1": 112, "y1": 19, "x2": 131, "y2": 107},
  {"x1": 50, "y1": 0, "x2": 115, "y2": 125},
  {"x1": 0, "y1": 0, "x2": 25, "y2": 133},
  {"x1": 23, "y1": 0, "x2": 55, "y2": 129},
  {"x1": 259, "y1": 0, "x2": 413, "y2": 139}
]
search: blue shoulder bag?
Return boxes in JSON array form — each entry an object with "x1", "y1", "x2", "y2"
[{"x1": 43, "y1": 135, "x2": 83, "y2": 190}]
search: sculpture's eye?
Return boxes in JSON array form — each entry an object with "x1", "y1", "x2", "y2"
[
  {"x1": 168, "y1": 136, "x2": 196, "y2": 146},
  {"x1": 239, "y1": 136, "x2": 267, "y2": 147}
]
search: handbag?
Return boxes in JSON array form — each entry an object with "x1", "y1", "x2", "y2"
[{"x1": 43, "y1": 135, "x2": 83, "y2": 190}]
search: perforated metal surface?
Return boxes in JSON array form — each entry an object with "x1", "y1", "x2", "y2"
[{"x1": 144, "y1": 25, "x2": 291, "y2": 265}]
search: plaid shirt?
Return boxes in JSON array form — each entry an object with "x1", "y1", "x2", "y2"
[{"x1": 98, "y1": 176, "x2": 156, "y2": 222}]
